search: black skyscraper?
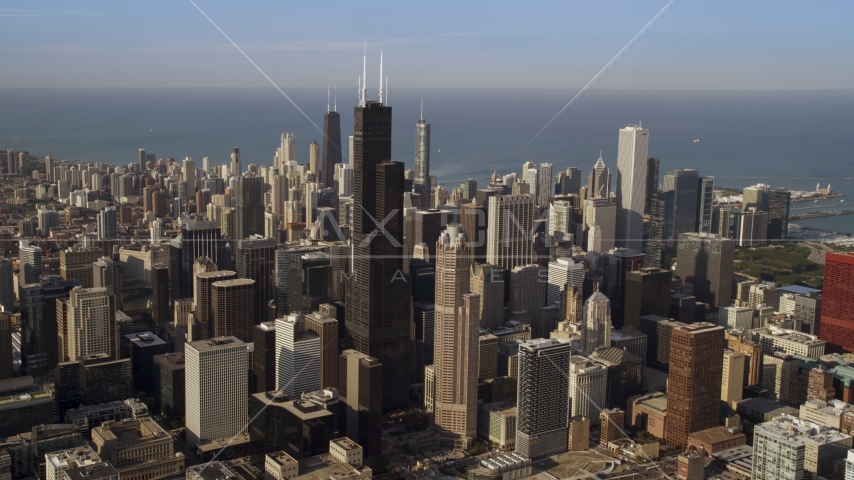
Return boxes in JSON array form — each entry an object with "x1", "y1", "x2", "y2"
[
  {"x1": 178, "y1": 218, "x2": 228, "y2": 299},
  {"x1": 322, "y1": 108, "x2": 342, "y2": 189},
  {"x1": 345, "y1": 100, "x2": 411, "y2": 411},
  {"x1": 235, "y1": 174, "x2": 264, "y2": 240}
]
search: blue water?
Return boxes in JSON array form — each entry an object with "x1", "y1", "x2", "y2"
[{"x1": 2, "y1": 88, "x2": 853, "y2": 229}]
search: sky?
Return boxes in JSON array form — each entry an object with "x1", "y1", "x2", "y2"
[{"x1": 1, "y1": 1, "x2": 852, "y2": 90}]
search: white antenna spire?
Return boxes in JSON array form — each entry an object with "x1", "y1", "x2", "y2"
[
  {"x1": 334, "y1": 85, "x2": 337, "y2": 111},
  {"x1": 420, "y1": 98, "x2": 423, "y2": 120},
  {"x1": 379, "y1": 51, "x2": 384, "y2": 104},
  {"x1": 327, "y1": 85, "x2": 330, "y2": 112},
  {"x1": 361, "y1": 41, "x2": 367, "y2": 106}
]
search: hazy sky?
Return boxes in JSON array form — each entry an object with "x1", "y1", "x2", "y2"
[{"x1": 2, "y1": 1, "x2": 852, "y2": 90}]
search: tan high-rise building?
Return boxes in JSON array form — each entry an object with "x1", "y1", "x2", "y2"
[
  {"x1": 305, "y1": 311, "x2": 339, "y2": 390},
  {"x1": 807, "y1": 368, "x2": 836, "y2": 402},
  {"x1": 567, "y1": 416, "x2": 590, "y2": 452},
  {"x1": 599, "y1": 409, "x2": 626, "y2": 447},
  {"x1": 665, "y1": 322, "x2": 725, "y2": 449},
  {"x1": 721, "y1": 350, "x2": 745, "y2": 405},
  {"x1": 193, "y1": 269, "x2": 236, "y2": 340},
  {"x1": 67, "y1": 287, "x2": 113, "y2": 361},
  {"x1": 725, "y1": 330, "x2": 763, "y2": 386},
  {"x1": 211, "y1": 278, "x2": 255, "y2": 343},
  {"x1": 60, "y1": 247, "x2": 101, "y2": 288},
  {"x1": 470, "y1": 264, "x2": 505, "y2": 329},
  {"x1": 433, "y1": 225, "x2": 479, "y2": 448},
  {"x1": 338, "y1": 349, "x2": 382, "y2": 457}
]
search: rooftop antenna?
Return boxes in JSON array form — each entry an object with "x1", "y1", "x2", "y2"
[
  {"x1": 361, "y1": 41, "x2": 367, "y2": 106},
  {"x1": 379, "y1": 51, "x2": 384, "y2": 104},
  {"x1": 327, "y1": 85, "x2": 330, "y2": 112},
  {"x1": 420, "y1": 98, "x2": 424, "y2": 120},
  {"x1": 334, "y1": 85, "x2": 337, "y2": 111}
]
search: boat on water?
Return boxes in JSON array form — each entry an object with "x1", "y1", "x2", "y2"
[{"x1": 692, "y1": 139, "x2": 700, "y2": 143}]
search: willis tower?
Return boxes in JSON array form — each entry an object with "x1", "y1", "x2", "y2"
[{"x1": 345, "y1": 51, "x2": 411, "y2": 411}]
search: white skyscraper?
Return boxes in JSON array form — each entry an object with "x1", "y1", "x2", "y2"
[
  {"x1": 18, "y1": 241, "x2": 42, "y2": 286},
  {"x1": 585, "y1": 198, "x2": 617, "y2": 253},
  {"x1": 96, "y1": 206, "x2": 117, "y2": 240},
  {"x1": 569, "y1": 355, "x2": 608, "y2": 426},
  {"x1": 580, "y1": 292, "x2": 612, "y2": 355},
  {"x1": 546, "y1": 258, "x2": 585, "y2": 306},
  {"x1": 616, "y1": 124, "x2": 649, "y2": 252},
  {"x1": 522, "y1": 162, "x2": 538, "y2": 202},
  {"x1": 275, "y1": 313, "x2": 321, "y2": 398},
  {"x1": 719, "y1": 305, "x2": 753, "y2": 330},
  {"x1": 185, "y1": 336, "x2": 248, "y2": 446},
  {"x1": 487, "y1": 194, "x2": 535, "y2": 270},
  {"x1": 67, "y1": 287, "x2": 112, "y2": 361},
  {"x1": 548, "y1": 199, "x2": 573, "y2": 238}
]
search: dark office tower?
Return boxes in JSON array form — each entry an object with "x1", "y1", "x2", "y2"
[
  {"x1": 0, "y1": 312, "x2": 12, "y2": 380},
  {"x1": 93, "y1": 257, "x2": 123, "y2": 311},
  {"x1": 410, "y1": 301, "x2": 435, "y2": 384},
  {"x1": 645, "y1": 191, "x2": 674, "y2": 269},
  {"x1": 819, "y1": 252, "x2": 854, "y2": 353},
  {"x1": 587, "y1": 155, "x2": 611, "y2": 199},
  {"x1": 471, "y1": 263, "x2": 505, "y2": 329},
  {"x1": 152, "y1": 263, "x2": 170, "y2": 327},
  {"x1": 211, "y1": 278, "x2": 255, "y2": 343},
  {"x1": 643, "y1": 157, "x2": 659, "y2": 215},
  {"x1": 538, "y1": 163, "x2": 553, "y2": 207},
  {"x1": 179, "y1": 218, "x2": 228, "y2": 299},
  {"x1": 415, "y1": 209, "x2": 446, "y2": 263},
  {"x1": 515, "y1": 338, "x2": 572, "y2": 459},
  {"x1": 322, "y1": 104, "x2": 342, "y2": 189},
  {"x1": 624, "y1": 267, "x2": 672, "y2": 330},
  {"x1": 413, "y1": 111, "x2": 431, "y2": 210},
  {"x1": 665, "y1": 322, "x2": 724, "y2": 449},
  {"x1": 235, "y1": 174, "x2": 264, "y2": 240},
  {"x1": 230, "y1": 147, "x2": 241, "y2": 176},
  {"x1": 673, "y1": 233, "x2": 735, "y2": 308},
  {"x1": 410, "y1": 258, "x2": 435, "y2": 304},
  {"x1": 288, "y1": 250, "x2": 330, "y2": 314},
  {"x1": 195, "y1": 189, "x2": 211, "y2": 215},
  {"x1": 152, "y1": 190, "x2": 168, "y2": 217},
  {"x1": 0, "y1": 258, "x2": 14, "y2": 311},
  {"x1": 19, "y1": 276, "x2": 80, "y2": 375},
  {"x1": 154, "y1": 352, "x2": 186, "y2": 419},
  {"x1": 600, "y1": 249, "x2": 645, "y2": 329},
  {"x1": 193, "y1": 270, "x2": 237, "y2": 340},
  {"x1": 235, "y1": 235, "x2": 276, "y2": 322},
  {"x1": 139, "y1": 148, "x2": 146, "y2": 171},
  {"x1": 339, "y1": 349, "x2": 383, "y2": 456},
  {"x1": 253, "y1": 322, "x2": 276, "y2": 393},
  {"x1": 767, "y1": 187, "x2": 791, "y2": 240},
  {"x1": 345, "y1": 98, "x2": 411, "y2": 411},
  {"x1": 696, "y1": 176, "x2": 715, "y2": 234},
  {"x1": 589, "y1": 346, "x2": 642, "y2": 409},
  {"x1": 662, "y1": 169, "x2": 699, "y2": 242},
  {"x1": 566, "y1": 167, "x2": 582, "y2": 196},
  {"x1": 127, "y1": 332, "x2": 169, "y2": 394}
]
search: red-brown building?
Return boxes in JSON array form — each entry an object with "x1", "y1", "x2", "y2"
[{"x1": 819, "y1": 252, "x2": 854, "y2": 353}]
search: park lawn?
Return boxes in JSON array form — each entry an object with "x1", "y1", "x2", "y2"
[{"x1": 733, "y1": 244, "x2": 824, "y2": 289}]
